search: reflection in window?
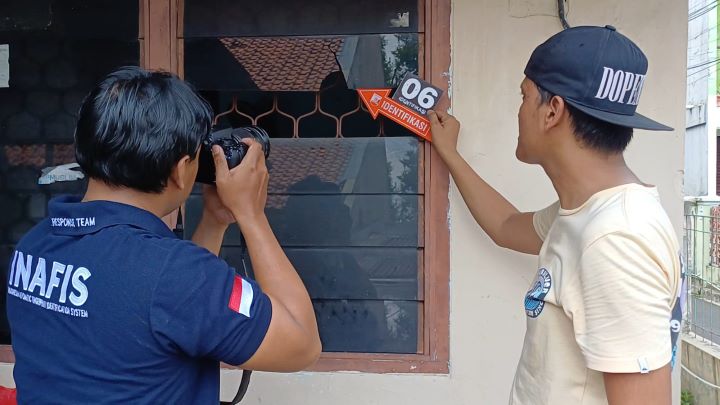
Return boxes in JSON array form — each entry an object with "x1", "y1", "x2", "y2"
[
  {"x1": 185, "y1": 34, "x2": 419, "y2": 91},
  {"x1": 183, "y1": 0, "x2": 425, "y2": 355},
  {"x1": 0, "y1": 0, "x2": 140, "y2": 345},
  {"x1": 184, "y1": 0, "x2": 420, "y2": 37},
  {"x1": 184, "y1": 138, "x2": 422, "y2": 353}
]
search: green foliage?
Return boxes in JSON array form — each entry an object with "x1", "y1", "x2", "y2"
[
  {"x1": 681, "y1": 390, "x2": 694, "y2": 405},
  {"x1": 382, "y1": 34, "x2": 419, "y2": 87}
]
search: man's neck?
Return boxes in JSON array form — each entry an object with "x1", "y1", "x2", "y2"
[
  {"x1": 542, "y1": 148, "x2": 642, "y2": 210},
  {"x1": 82, "y1": 180, "x2": 174, "y2": 218}
]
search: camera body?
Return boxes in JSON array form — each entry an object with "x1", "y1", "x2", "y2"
[{"x1": 196, "y1": 126, "x2": 271, "y2": 184}]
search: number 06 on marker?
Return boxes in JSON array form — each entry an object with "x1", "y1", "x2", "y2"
[{"x1": 358, "y1": 73, "x2": 444, "y2": 142}]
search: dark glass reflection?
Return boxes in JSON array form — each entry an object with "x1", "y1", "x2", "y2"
[
  {"x1": 184, "y1": 0, "x2": 419, "y2": 37},
  {"x1": 185, "y1": 136, "x2": 423, "y2": 354},
  {"x1": 222, "y1": 247, "x2": 420, "y2": 301},
  {"x1": 266, "y1": 138, "x2": 420, "y2": 194},
  {"x1": 268, "y1": 194, "x2": 419, "y2": 247},
  {"x1": 0, "y1": 0, "x2": 139, "y2": 346},
  {"x1": 1, "y1": 0, "x2": 138, "y2": 40},
  {"x1": 313, "y1": 300, "x2": 419, "y2": 353},
  {"x1": 186, "y1": 193, "x2": 419, "y2": 248},
  {"x1": 185, "y1": 137, "x2": 422, "y2": 247}
]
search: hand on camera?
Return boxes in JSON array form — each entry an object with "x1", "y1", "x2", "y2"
[
  {"x1": 212, "y1": 138, "x2": 269, "y2": 227},
  {"x1": 199, "y1": 185, "x2": 235, "y2": 228}
]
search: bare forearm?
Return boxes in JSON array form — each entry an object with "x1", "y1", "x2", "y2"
[
  {"x1": 191, "y1": 216, "x2": 227, "y2": 256},
  {"x1": 237, "y1": 214, "x2": 317, "y2": 336},
  {"x1": 604, "y1": 365, "x2": 671, "y2": 405},
  {"x1": 442, "y1": 152, "x2": 520, "y2": 238}
]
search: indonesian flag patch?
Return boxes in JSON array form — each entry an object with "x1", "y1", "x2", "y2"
[{"x1": 228, "y1": 275, "x2": 254, "y2": 317}]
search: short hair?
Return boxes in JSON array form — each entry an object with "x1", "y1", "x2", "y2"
[
  {"x1": 74, "y1": 66, "x2": 212, "y2": 193},
  {"x1": 536, "y1": 84, "x2": 633, "y2": 153}
]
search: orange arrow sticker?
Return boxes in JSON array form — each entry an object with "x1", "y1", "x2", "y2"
[{"x1": 357, "y1": 89, "x2": 432, "y2": 142}]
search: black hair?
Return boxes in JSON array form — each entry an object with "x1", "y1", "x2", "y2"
[
  {"x1": 74, "y1": 66, "x2": 212, "y2": 193},
  {"x1": 536, "y1": 84, "x2": 633, "y2": 153}
]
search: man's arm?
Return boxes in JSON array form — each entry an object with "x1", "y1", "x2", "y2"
[
  {"x1": 604, "y1": 365, "x2": 671, "y2": 405},
  {"x1": 192, "y1": 185, "x2": 236, "y2": 256},
  {"x1": 577, "y1": 234, "x2": 676, "y2": 405},
  {"x1": 212, "y1": 141, "x2": 321, "y2": 372},
  {"x1": 191, "y1": 217, "x2": 225, "y2": 256},
  {"x1": 428, "y1": 110, "x2": 542, "y2": 254},
  {"x1": 234, "y1": 215, "x2": 321, "y2": 371}
]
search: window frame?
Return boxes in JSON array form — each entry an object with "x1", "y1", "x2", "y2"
[
  {"x1": 0, "y1": 0, "x2": 451, "y2": 374},
  {"x1": 298, "y1": 0, "x2": 451, "y2": 373}
]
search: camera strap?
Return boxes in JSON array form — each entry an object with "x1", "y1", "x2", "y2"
[
  {"x1": 175, "y1": 206, "x2": 252, "y2": 405},
  {"x1": 221, "y1": 233, "x2": 252, "y2": 405}
]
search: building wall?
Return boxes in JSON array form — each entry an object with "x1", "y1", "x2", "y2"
[
  {"x1": 211, "y1": 1, "x2": 689, "y2": 404},
  {"x1": 686, "y1": 0, "x2": 714, "y2": 197},
  {"x1": 682, "y1": 336, "x2": 720, "y2": 405},
  {"x1": 685, "y1": 124, "x2": 709, "y2": 196}
]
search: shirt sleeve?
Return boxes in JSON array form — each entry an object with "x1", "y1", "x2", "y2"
[
  {"x1": 572, "y1": 233, "x2": 674, "y2": 373},
  {"x1": 149, "y1": 242, "x2": 272, "y2": 366},
  {"x1": 532, "y1": 201, "x2": 560, "y2": 241}
]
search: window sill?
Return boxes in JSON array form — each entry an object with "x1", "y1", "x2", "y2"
[
  {"x1": 221, "y1": 352, "x2": 449, "y2": 374},
  {"x1": 0, "y1": 346, "x2": 449, "y2": 374}
]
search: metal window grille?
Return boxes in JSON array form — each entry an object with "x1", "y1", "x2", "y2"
[
  {"x1": 684, "y1": 202, "x2": 720, "y2": 346},
  {"x1": 208, "y1": 79, "x2": 407, "y2": 139},
  {"x1": 213, "y1": 93, "x2": 388, "y2": 138}
]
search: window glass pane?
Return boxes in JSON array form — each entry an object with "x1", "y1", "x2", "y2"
[
  {"x1": 314, "y1": 300, "x2": 419, "y2": 353},
  {"x1": 185, "y1": 34, "x2": 420, "y2": 91},
  {"x1": 339, "y1": 33, "x2": 420, "y2": 89},
  {"x1": 184, "y1": 0, "x2": 420, "y2": 37},
  {"x1": 268, "y1": 194, "x2": 419, "y2": 247},
  {"x1": 186, "y1": 193, "x2": 420, "y2": 247},
  {"x1": 221, "y1": 247, "x2": 420, "y2": 301},
  {"x1": 1, "y1": 0, "x2": 138, "y2": 40},
  {"x1": 266, "y1": 138, "x2": 420, "y2": 194},
  {"x1": 0, "y1": 0, "x2": 139, "y2": 345},
  {"x1": 183, "y1": 0, "x2": 426, "y2": 356},
  {"x1": 218, "y1": 248, "x2": 421, "y2": 353}
]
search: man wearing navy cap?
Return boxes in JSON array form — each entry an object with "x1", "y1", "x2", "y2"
[
  {"x1": 6, "y1": 67, "x2": 321, "y2": 403},
  {"x1": 429, "y1": 26, "x2": 682, "y2": 404}
]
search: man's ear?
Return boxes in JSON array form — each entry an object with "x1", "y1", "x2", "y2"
[
  {"x1": 170, "y1": 155, "x2": 192, "y2": 191},
  {"x1": 545, "y1": 95, "x2": 567, "y2": 131}
]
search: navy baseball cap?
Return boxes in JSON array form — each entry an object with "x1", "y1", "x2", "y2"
[{"x1": 524, "y1": 25, "x2": 672, "y2": 131}]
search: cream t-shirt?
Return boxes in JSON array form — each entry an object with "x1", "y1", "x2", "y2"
[{"x1": 509, "y1": 184, "x2": 682, "y2": 405}]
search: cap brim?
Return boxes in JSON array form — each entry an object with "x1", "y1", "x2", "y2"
[{"x1": 564, "y1": 99, "x2": 673, "y2": 131}]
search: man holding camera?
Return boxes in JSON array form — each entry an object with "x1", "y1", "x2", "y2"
[
  {"x1": 428, "y1": 26, "x2": 682, "y2": 405},
  {"x1": 6, "y1": 66, "x2": 321, "y2": 403}
]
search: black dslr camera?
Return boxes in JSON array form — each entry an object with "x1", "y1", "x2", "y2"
[{"x1": 196, "y1": 126, "x2": 271, "y2": 184}]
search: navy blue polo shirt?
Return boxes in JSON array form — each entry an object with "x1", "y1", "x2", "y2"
[{"x1": 6, "y1": 196, "x2": 272, "y2": 404}]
